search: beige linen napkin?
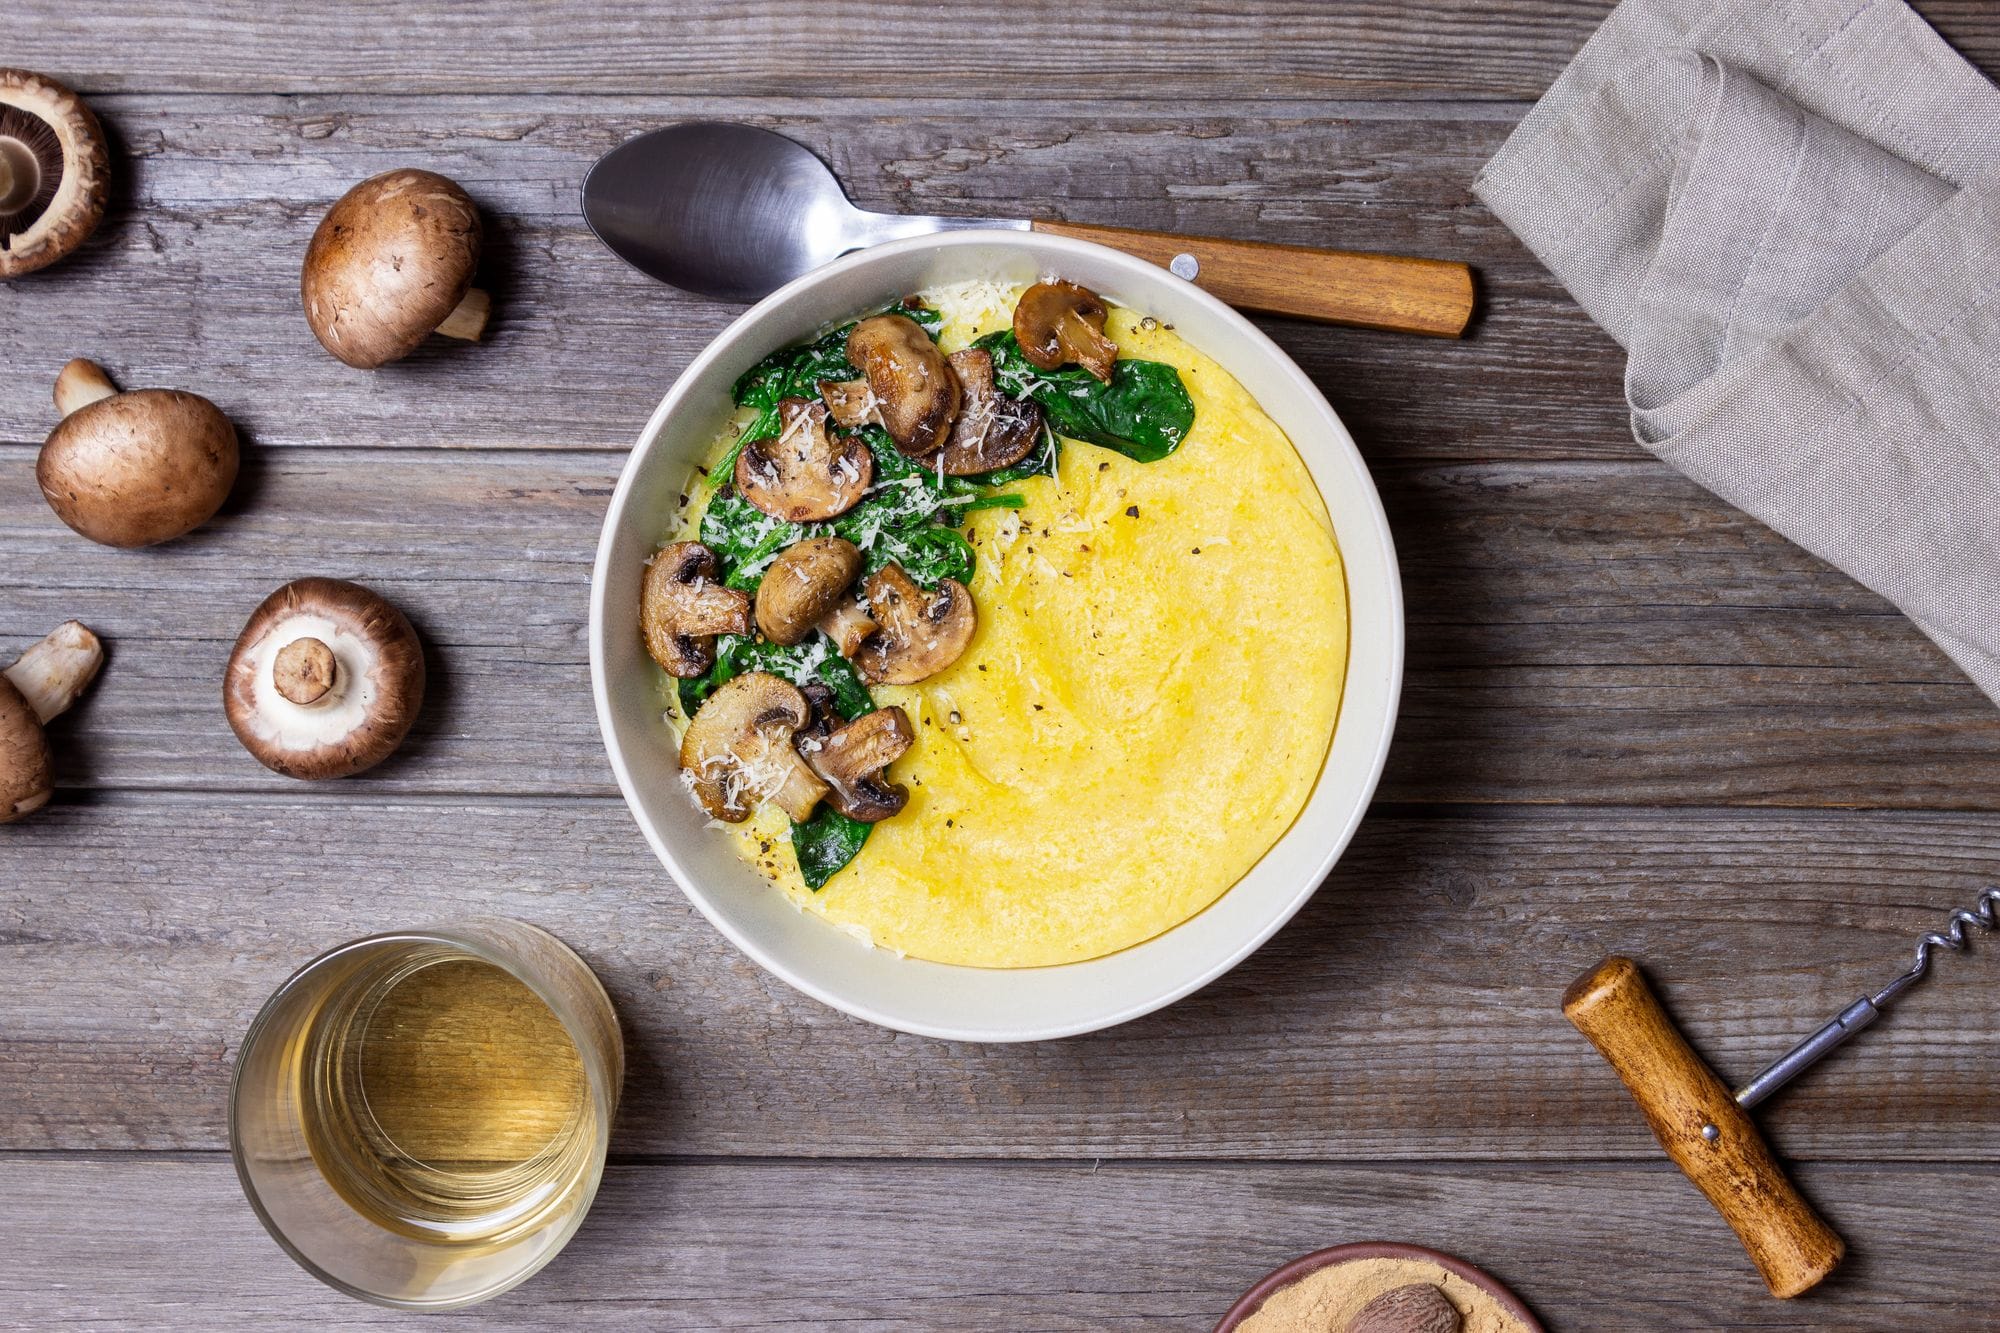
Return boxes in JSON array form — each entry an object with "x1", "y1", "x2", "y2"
[{"x1": 1475, "y1": 0, "x2": 2000, "y2": 703}]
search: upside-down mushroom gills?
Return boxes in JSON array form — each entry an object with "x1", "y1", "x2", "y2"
[{"x1": 0, "y1": 69, "x2": 108, "y2": 279}]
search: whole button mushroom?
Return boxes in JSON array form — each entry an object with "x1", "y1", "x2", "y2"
[
  {"x1": 38, "y1": 358, "x2": 240, "y2": 548},
  {"x1": 302, "y1": 168, "x2": 491, "y2": 368},
  {"x1": 224, "y1": 579, "x2": 426, "y2": 780},
  {"x1": 0, "y1": 621, "x2": 104, "y2": 823},
  {"x1": 0, "y1": 68, "x2": 109, "y2": 279}
]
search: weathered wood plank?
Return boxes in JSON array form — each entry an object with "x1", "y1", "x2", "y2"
[
  {"x1": 0, "y1": 96, "x2": 1623, "y2": 463},
  {"x1": 3, "y1": 448, "x2": 1995, "y2": 806},
  {"x1": 3, "y1": 1154, "x2": 1993, "y2": 1330},
  {"x1": 5, "y1": 796, "x2": 1996, "y2": 1159},
  {"x1": 11, "y1": 0, "x2": 1998, "y2": 102}
]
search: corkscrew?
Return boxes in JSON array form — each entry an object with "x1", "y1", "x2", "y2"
[{"x1": 1562, "y1": 887, "x2": 1998, "y2": 1300}]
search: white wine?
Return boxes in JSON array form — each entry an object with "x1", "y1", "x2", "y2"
[
  {"x1": 232, "y1": 921, "x2": 622, "y2": 1309},
  {"x1": 303, "y1": 951, "x2": 593, "y2": 1243}
]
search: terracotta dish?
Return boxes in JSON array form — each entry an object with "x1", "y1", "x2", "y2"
[{"x1": 1214, "y1": 1242, "x2": 1545, "y2": 1333}]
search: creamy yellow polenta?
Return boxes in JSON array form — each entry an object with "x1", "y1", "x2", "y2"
[{"x1": 665, "y1": 281, "x2": 1347, "y2": 967}]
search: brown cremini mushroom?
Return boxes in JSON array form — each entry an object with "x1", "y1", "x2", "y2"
[
  {"x1": 755, "y1": 536, "x2": 863, "y2": 647},
  {"x1": 800, "y1": 704, "x2": 913, "y2": 823},
  {"x1": 38, "y1": 359, "x2": 239, "y2": 548},
  {"x1": 853, "y1": 564, "x2": 975, "y2": 685},
  {"x1": 0, "y1": 621, "x2": 104, "y2": 823},
  {"x1": 844, "y1": 314, "x2": 960, "y2": 456},
  {"x1": 301, "y1": 168, "x2": 490, "y2": 369},
  {"x1": 0, "y1": 69, "x2": 108, "y2": 279},
  {"x1": 817, "y1": 377, "x2": 882, "y2": 432},
  {"x1": 937, "y1": 348, "x2": 1044, "y2": 475},
  {"x1": 679, "y1": 671, "x2": 827, "y2": 823},
  {"x1": 641, "y1": 541, "x2": 752, "y2": 677},
  {"x1": 734, "y1": 398, "x2": 872, "y2": 522},
  {"x1": 1014, "y1": 280, "x2": 1119, "y2": 382},
  {"x1": 224, "y1": 579, "x2": 426, "y2": 780}
]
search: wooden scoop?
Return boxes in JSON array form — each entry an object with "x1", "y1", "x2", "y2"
[{"x1": 1563, "y1": 957, "x2": 1845, "y2": 1298}]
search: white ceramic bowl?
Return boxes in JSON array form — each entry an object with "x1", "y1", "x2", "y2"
[{"x1": 590, "y1": 232, "x2": 1402, "y2": 1042}]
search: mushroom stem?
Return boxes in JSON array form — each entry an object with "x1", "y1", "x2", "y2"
[
  {"x1": 3, "y1": 621, "x2": 104, "y2": 725},
  {"x1": 435, "y1": 287, "x2": 491, "y2": 343},
  {"x1": 53, "y1": 358, "x2": 118, "y2": 417},
  {"x1": 0, "y1": 137, "x2": 34, "y2": 214},
  {"x1": 273, "y1": 636, "x2": 338, "y2": 706}
]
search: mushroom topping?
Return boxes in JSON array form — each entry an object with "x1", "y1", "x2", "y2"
[
  {"x1": 844, "y1": 314, "x2": 961, "y2": 456},
  {"x1": 853, "y1": 564, "x2": 976, "y2": 685},
  {"x1": 818, "y1": 595, "x2": 879, "y2": 658},
  {"x1": 936, "y1": 348, "x2": 1044, "y2": 475},
  {"x1": 301, "y1": 168, "x2": 490, "y2": 369},
  {"x1": 802, "y1": 705, "x2": 914, "y2": 823},
  {"x1": 817, "y1": 377, "x2": 882, "y2": 432},
  {"x1": 755, "y1": 536, "x2": 864, "y2": 646},
  {"x1": 734, "y1": 398, "x2": 872, "y2": 522},
  {"x1": 0, "y1": 69, "x2": 108, "y2": 280},
  {"x1": 224, "y1": 579, "x2": 426, "y2": 780},
  {"x1": 679, "y1": 671, "x2": 827, "y2": 823},
  {"x1": 0, "y1": 621, "x2": 104, "y2": 824},
  {"x1": 38, "y1": 359, "x2": 240, "y2": 548},
  {"x1": 641, "y1": 541, "x2": 752, "y2": 677},
  {"x1": 1014, "y1": 280, "x2": 1119, "y2": 382}
]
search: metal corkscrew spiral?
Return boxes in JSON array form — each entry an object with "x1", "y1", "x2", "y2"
[{"x1": 1733, "y1": 886, "x2": 2000, "y2": 1110}]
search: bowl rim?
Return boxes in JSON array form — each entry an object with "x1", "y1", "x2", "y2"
[
  {"x1": 589, "y1": 229, "x2": 1404, "y2": 1040},
  {"x1": 1211, "y1": 1241, "x2": 1547, "y2": 1332}
]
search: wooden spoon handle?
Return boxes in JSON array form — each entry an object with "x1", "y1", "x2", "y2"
[
  {"x1": 1028, "y1": 218, "x2": 1474, "y2": 338},
  {"x1": 1563, "y1": 957, "x2": 1845, "y2": 1299}
]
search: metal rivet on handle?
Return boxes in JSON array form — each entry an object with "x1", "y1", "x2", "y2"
[
  {"x1": 1702, "y1": 1123, "x2": 1721, "y2": 1142},
  {"x1": 1170, "y1": 252, "x2": 1199, "y2": 280}
]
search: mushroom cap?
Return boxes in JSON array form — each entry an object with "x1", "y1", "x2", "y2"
[
  {"x1": 224, "y1": 578, "x2": 426, "y2": 780},
  {"x1": 38, "y1": 381, "x2": 239, "y2": 548},
  {"x1": 853, "y1": 564, "x2": 977, "y2": 685},
  {"x1": 301, "y1": 168, "x2": 483, "y2": 369},
  {"x1": 845, "y1": 314, "x2": 961, "y2": 456},
  {"x1": 0, "y1": 69, "x2": 108, "y2": 280},
  {"x1": 641, "y1": 541, "x2": 753, "y2": 677},
  {"x1": 938, "y1": 347, "x2": 1043, "y2": 475},
  {"x1": 679, "y1": 671, "x2": 827, "y2": 823},
  {"x1": 734, "y1": 398, "x2": 872, "y2": 522},
  {"x1": 1014, "y1": 280, "x2": 1119, "y2": 382},
  {"x1": 755, "y1": 536, "x2": 862, "y2": 647},
  {"x1": 0, "y1": 676, "x2": 53, "y2": 823}
]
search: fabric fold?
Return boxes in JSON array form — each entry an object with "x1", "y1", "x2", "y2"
[{"x1": 1475, "y1": 0, "x2": 2000, "y2": 705}]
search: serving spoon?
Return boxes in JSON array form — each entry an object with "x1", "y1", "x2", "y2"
[{"x1": 582, "y1": 122, "x2": 1474, "y2": 338}]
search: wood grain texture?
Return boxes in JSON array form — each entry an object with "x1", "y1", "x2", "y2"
[
  {"x1": 5, "y1": 1154, "x2": 1997, "y2": 1331},
  {"x1": 5, "y1": 796, "x2": 1997, "y2": 1159},
  {"x1": 0, "y1": 97, "x2": 1617, "y2": 462},
  {"x1": 1031, "y1": 219, "x2": 1477, "y2": 336},
  {"x1": 3, "y1": 448, "x2": 1995, "y2": 806},
  {"x1": 1563, "y1": 957, "x2": 1844, "y2": 1298}
]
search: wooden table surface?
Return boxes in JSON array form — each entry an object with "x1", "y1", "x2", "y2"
[{"x1": 5, "y1": 4, "x2": 1999, "y2": 1329}]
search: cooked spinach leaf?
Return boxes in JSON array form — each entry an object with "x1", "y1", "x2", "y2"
[
  {"x1": 973, "y1": 330, "x2": 1194, "y2": 463},
  {"x1": 792, "y1": 805, "x2": 872, "y2": 892},
  {"x1": 697, "y1": 489, "x2": 810, "y2": 589},
  {"x1": 722, "y1": 302, "x2": 947, "y2": 478},
  {"x1": 675, "y1": 634, "x2": 873, "y2": 719}
]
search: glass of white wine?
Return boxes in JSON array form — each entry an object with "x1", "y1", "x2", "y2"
[{"x1": 230, "y1": 918, "x2": 623, "y2": 1309}]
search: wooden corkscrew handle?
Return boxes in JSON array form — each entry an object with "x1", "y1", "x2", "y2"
[
  {"x1": 1563, "y1": 957, "x2": 1845, "y2": 1299},
  {"x1": 1028, "y1": 219, "x2": 1475, "y2": 338}
]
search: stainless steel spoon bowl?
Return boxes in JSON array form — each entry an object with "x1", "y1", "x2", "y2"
[{"x1": 581, "y1": 121, "x2": 1022, "y2": 303}]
